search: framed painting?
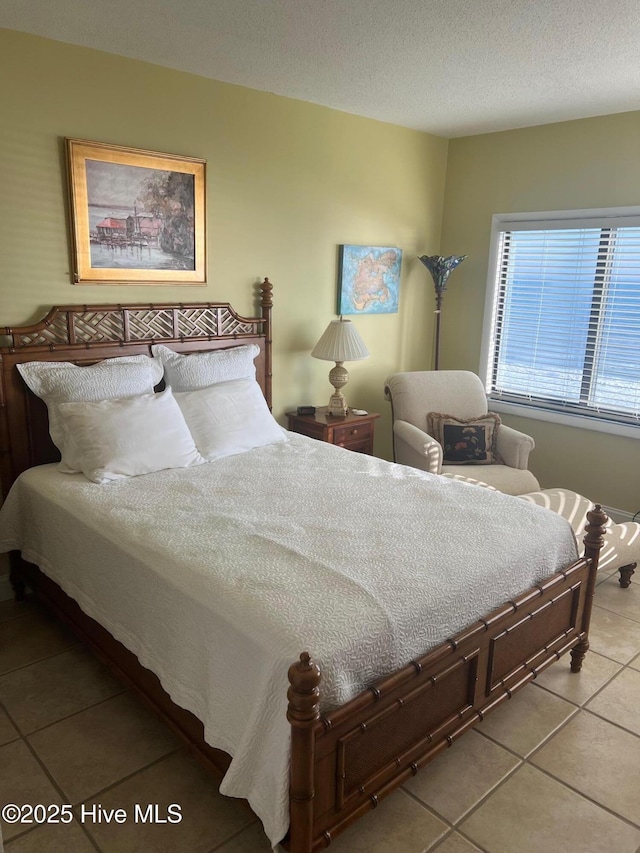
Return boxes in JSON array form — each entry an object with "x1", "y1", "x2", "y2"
[
  {"x1": 338, "y1": 245, "x2": 402, "y2": 314},
  {"x1": 66, "y1": 139, "x2": 206, "y2": 285}
]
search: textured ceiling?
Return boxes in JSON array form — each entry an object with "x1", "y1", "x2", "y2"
[{"x1": 2, "y1": 0, "x2": 640, "y2": 136}]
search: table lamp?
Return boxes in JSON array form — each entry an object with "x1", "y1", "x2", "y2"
[{"x1": 311, "y1": 318, "x2": 369, "y2": 417}]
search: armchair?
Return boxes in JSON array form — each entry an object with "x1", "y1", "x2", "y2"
[{"x1": 384, "y1": 370, "x2": 540, "y2": 495}]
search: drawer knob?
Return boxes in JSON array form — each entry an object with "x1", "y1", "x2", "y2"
[{"x1": 351, "y1": 428, "x2": 358, "y2": 435}]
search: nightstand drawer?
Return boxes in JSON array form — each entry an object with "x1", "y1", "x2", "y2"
[
  {"x1": 286, "y1": 408, "x2": 379, "y2": 456},
  {"x1": 289, "y1": 420, "x2": 326, "y2": 441},
  {"x1": 339, "y1": 437, "x2": 371, "y2": 454},
  {"x1": 333, "y1": 421, "x2": 372, "y2": 447}
]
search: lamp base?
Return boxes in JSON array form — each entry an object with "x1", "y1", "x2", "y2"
[
  {"x1": 327, "y1": 362, "x2": 349, "y2": 417},
  {"x1": 327, "y1": 392, "x2": 348, "y2": 418}
]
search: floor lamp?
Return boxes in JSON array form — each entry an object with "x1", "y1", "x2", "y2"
[{"x1": 418, "y1": 254, "x2": 467, "y2": 370}]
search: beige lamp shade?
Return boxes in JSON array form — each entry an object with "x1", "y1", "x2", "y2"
[
  {"x1": 311, "y1": 318, "x2": 370, "y2": 362},
  {"x1": 311, "y1": 319, "x2": 369, "y2": 417}
]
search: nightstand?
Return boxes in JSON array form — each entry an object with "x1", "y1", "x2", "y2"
[{"x1": 286, "y1": 407, "x2": 380, "y2": 455}]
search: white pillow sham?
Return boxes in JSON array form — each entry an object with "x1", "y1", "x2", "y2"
[
  {"x1": 57, "y1": 388, "x2": 204, "y2": 484},
  {"x1": 151, "y1": 343, "x2": 259, "y2": 391},
  {"x1": 17, "y1": 355, "x2": 164, "y2": 474},
  {"x1": 175, "y1": 379, "x2": 287, "y2": 461}
]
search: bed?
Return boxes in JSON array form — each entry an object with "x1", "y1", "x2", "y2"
[{"x1": 0, "y1": 281, "x2": 607, "y2": 852}]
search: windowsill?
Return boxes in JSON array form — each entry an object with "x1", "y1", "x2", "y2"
[{"x1": 489, "y1": 399, "x2": 640, "y2": 440}]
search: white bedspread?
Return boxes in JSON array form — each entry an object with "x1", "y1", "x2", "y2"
[{"x1": 0, "y1": 434, "x2": 578, "y2": 845}]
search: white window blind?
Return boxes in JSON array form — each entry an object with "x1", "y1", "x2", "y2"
[{"x1": 485, "y1": 212, "x2": 640, "y2": 429}]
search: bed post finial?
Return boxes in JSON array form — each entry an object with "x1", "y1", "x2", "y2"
[
  {"x1": 287, "y1": 652, "x2": 321, "y2": 853},
  {"x1": 288, "y1": 652, "x2": 321, "y2": 723},
  {"x1": 583, "y1": 504, "x2": 607, "y2": 560},
  {"x1": 260, "y1": 278, "x2": 273, "y2": 410},
  {"x1": 260, "y1": 276, "x2": 273, "y2": 308},
  {"x1": 570, "y1": 504, "x2": 608, "y2": 672}
]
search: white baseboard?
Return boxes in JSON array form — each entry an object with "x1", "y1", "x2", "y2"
[
  {"x1": 603, "y1": 505, "x2": 637, "y2": 525},
  {"x1": 0, "y1": 572, "x2": 12, "y2": 602}
]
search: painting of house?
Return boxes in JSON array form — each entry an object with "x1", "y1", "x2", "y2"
[
  {"x1": 95, "y1": 217, "x2": 127, "y2": 243},
  {"x1": 126, "y1": 214, "x2": 162, "y2": 246}
]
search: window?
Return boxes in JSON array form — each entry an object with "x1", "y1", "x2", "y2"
[{"x1": 482, "y1": 209, "x2": 640, "y2": 437}]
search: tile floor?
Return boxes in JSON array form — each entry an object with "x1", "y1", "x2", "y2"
[{"x1": 0, "y1": 566, "x2": 639, "y2": 853}]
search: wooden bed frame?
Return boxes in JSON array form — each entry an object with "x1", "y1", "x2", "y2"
[{"x1": 0, "y1": 281, "x2": 607, "y2": 853}]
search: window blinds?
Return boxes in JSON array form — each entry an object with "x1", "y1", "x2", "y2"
[{"x1": 487, "y1": 220, "x2": 640, "y2": 425}]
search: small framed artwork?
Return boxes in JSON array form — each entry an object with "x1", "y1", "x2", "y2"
[
  {"x1": 66, "y1": 138, "x2": 206, "y2": 285},
  {"x1": 338, "y1": 245, "x2": 403, "y2": 314}
]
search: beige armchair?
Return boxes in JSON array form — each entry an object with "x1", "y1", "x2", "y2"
[{"x1": 384, "y1": 370, "x2": 540, "y2": 495}]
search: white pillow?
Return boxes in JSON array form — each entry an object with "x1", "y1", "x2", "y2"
[
  {"x1": 17, "y1": 355, "x2": 164, "y2": 474},
  {"x1": 175, "y1": 379, "x2": 287, "y2": 461},
  {"x1": 57, "y1": 388, "x2": 204, "y2": 484},
  {"x1": 151, "y1": 343, "x2": 259, "y2": 391}
]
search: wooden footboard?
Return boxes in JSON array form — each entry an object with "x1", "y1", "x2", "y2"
[{"x1": 285, "y1": 506, "x2": 607, "y2": 852}]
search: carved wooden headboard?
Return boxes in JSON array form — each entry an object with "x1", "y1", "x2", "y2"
[{"x1": 0, "y1": 278, "x2": 273, "y2": 498}]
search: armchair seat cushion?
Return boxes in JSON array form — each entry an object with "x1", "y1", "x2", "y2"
[{"x1": 442, "y1": 464, "x2": 540, "y2": 496}]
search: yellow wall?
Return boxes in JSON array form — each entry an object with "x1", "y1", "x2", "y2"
[
  {"x1": 2, "y1": 28, "x2": 638, "y2": 513},
  {"x1": 440, "y1": 112, "x2": 640, "y2": 510},
  {"x1": 0, "y1": 28, "x2": 448, "y2": 461}
]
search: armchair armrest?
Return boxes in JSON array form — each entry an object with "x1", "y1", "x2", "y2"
[
  {"x1": 495, "y1": 423, "x2": 535, "y2": 469},
  {"x1": 393, "y1": 420, "x2": 442, "y2": 474}
]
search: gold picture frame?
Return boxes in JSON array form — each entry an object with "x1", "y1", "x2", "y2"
[{"x1": 66, "y1": 138, "x2": 206, "y2": 285}]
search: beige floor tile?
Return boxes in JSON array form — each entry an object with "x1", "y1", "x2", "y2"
[
  {"x1": 588, "y1": 605, "x2": 640, "y2": 663},
  {"x1": 534, "y1": 650, "x2": 621, "y2": 706},
  {"x1": 0, "y1": 740, "x2": 64, "y2": 842},
  {"x1": 0, "y1": 612, "x2": 78, "y2": 675},
  {"x1": 28, "y1": 693, "x2": 178, "y2": 803},
  {"x1": 214, "y1": 822, "x2": 275, "y2": 852},
  {"x1": 82, "y1": 749, "x2": 254, "y2": 852},
  {"x1": 630, "y1": 653, "x2": 640, "y2": 672},
  {"x1": 0, "y1": 706, "x2": 19, "y2": 745},
  {"x1": 531, "y1": 710, "x2": 640, "y2": 826},
  {"x1": 586, "y1": 667, "x2": 640, "y2": 736},
  {"x1": 474, "y1": 683, "x2": 577, "y2": 757},
  {"x1": 0, "y1": 646, "x2": 123, "y2": 734},
  {"x1": 4, "y1": 820, "x2": 95, "y2": 852},
  {"x1": 0, "y1": 598, "x2": 29, "y2": 624},
  {"x1": 403, "y1": 730, "x2": 520, "y2": 823},
  {"x1": 596, "y1": 564, "x2": 621, "y2": 583},
  {"x1": 324, "y1": 789, "x2": 447, "y2": 853},
  {"x1": 593, "y1": 575, "x2": 640, "y2": 622},
  {"x1": 430, "y1": 832, "x2": 483, "y2": 853},
  {"x1": 460, "y1": 764, "x2": 640, "y2": 853},
  {"x1": 0, "y1": 596, "x2": 56, "y2": 624}
]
